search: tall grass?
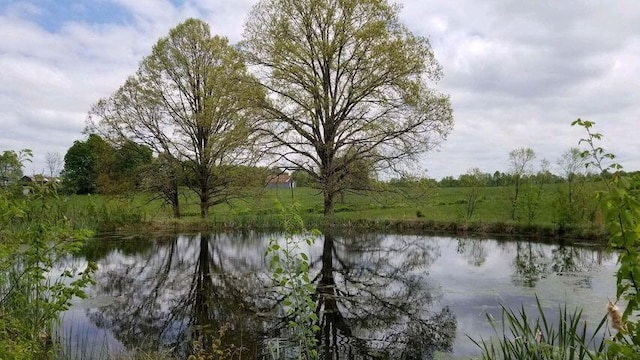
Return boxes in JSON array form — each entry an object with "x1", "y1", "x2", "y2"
[
  {"x1": 54, "y1": 195, "x2": 147, "y2": 232},
  {"x1": 54, "y1": 323, "x2": 174, "y2": 360},
  {"x1": 54, "y1": 322, "x2": 111, "y2": 360},
  {"x1": 470, "y1": 297, "x2": 609, "y2": 359}
]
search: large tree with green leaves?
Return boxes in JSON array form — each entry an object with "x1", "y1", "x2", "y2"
[
  {"x1": 88, "y1": 18, "x2": 263, "y2": 218},
  {"x1": 98, "y1": 140, "x2": 153, "y2": 194},
  {"x1": 62, "y1": 134, "x2": 110, "y2": 194},
  {"x1": 242, "y1": 0, "x2": 453, "y2": 223},
  {"x1": 62, "y1": 134, "x2": 152, "y2": 195},
  {"x1": 557, "y1": 147, "x2": 588, "y2": 204},
  {"x1": 460, "y1": 167, "x2": 487, "y2": 219},
  {"x1": 0, "y1": 149, "x2": 31, "y2": 185}
]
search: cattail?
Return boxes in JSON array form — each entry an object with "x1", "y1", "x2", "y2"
[
  {"x1": 607, "y1": 300, "x2": 626, "y2": 333},
  {"x1": 535, "y1": 328, "x2": 544, "y2": 343}
]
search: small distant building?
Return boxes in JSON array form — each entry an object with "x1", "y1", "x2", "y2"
[
  {"x1": 266, "y1": 174, "x2": 296, "y2": 189},
  {"x1": 21, "y1": 175, "x2": 53, "y2": 184},
  {"x1": 0, "y1": 176, "x2": 8, "y2": 187},
  {"x1": 20, "y1": 175, "x2": 58, "y2": 194}
]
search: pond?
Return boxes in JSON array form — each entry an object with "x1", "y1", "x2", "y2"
[{"x1": 58, "y1": 232, "x2": 617, "y2": 359}]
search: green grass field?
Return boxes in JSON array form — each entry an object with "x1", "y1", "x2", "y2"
[{"x1": 59, "y1": 181, "x2": 606, "y2": 240}]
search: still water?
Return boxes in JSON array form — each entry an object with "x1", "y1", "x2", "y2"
[{"x1": 59, "y1": 232, "x2": 617, "y2": 359}]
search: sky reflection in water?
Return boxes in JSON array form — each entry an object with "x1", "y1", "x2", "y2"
[{"x1": 59, "y1": 233, "x2": 617, "y2": 359}]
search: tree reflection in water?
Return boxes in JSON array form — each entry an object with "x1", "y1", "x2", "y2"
[
  {"x1": 87, "y1": 233, "x2": 267, "y2": 358},
  {"x1": 511, "y1": 241, "x2": 611, "y2": 288},
  {"x1": 313, "y1": 233, "x2": 456, "y2": 359},
  {"x1": 456, "y1": 238, "x2": 487, "y2": 267},
  {"x1": 85, "y1": 232, "x2": 456, "y2": 359}
]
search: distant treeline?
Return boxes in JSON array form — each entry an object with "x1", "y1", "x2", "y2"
[
  {"x1": 436, "y1": 171, "x2": 594, "y2": 188},
  {"x1": 7, "y1": 134, "x2": 639, "y2": 196}
]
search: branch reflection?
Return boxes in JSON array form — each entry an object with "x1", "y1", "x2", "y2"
[
  {"x1": 311, "y1": 232, "x2": 456, "y2": 359},
  {"x1": 512, "y1": 240, "x2": 611, "y2": 288},
  {"x1": 86, "y1": 233, "x2": 267, "y2": 358},
  {"x1": 84, "y1": 232, "x2": 456, "y2": 358}
]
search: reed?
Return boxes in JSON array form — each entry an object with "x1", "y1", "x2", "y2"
[{"x1": 470, "y1": 296, "x2": 609, "y2": 360}]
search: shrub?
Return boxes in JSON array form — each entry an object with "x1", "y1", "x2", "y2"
[{"x1": 0, "y1": 182, "x2": 96, "y2": 359}]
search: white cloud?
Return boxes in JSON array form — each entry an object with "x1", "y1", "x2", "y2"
[
  {"x1": 1, "y1": 0, "x2": 639, "y2": 179},
  {"x1": 403, "y1": 0, "x2": 640, "y2": 178}
]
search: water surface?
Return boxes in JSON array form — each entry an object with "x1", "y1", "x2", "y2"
[{"x1": 59, "y1": 232, "x2": 617, "y2": 358}]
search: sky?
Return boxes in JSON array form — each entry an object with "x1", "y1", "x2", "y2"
[{"x1": 1, "y1": 0, "x2": 638, "y2": 180}]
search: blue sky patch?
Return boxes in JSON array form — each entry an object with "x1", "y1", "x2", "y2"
[{"x1": 0, "y1": 0, "x2": 133, "y2": 32}]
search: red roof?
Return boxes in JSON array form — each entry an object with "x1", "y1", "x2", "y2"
[{"x1": 266, "y1": 174, "x2": 292, "y2": 184}]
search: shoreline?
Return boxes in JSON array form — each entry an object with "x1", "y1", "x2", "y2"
[{"x1": 101, "y1": 215, "x2": 608, "y2": 246}]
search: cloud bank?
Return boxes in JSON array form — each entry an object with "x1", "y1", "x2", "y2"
[{"x1": 1, "y1": 0, "x2": 638, "y2": 179}]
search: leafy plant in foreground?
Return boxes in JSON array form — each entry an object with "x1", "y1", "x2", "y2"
[
  {"x1": 573, "y1": 119, "x2": 640, "y2": 358},
  {"x1": 265, "y1": 203, "x2": 319, "y2": 360},
  {"x1": 0, "y1": 178, "x2": 96, "y2": 359}
]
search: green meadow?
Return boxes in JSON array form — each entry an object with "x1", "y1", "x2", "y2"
[{"x1": 59, "y1": 181, "x2": 605, "y2": 241}]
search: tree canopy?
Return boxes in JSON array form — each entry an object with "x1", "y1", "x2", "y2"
[
  {"x1": 88, "y1": 18, "x2": 264, "y2": 218},
  {"x1": 0, "y1": 149, "x2": 31, "y2": 185},
  {"x1": 242, "y1": 0, "x2": 453, "y2": 221},
  {"x1": 61, "y1": 134, "x2": 152, "y2": 194},
  {"x1": 62, "y1": 135, "x2": 102, "y2": 194},
  {"x1": 507, "y1": 147, "x2": 536, "y2": 220}
]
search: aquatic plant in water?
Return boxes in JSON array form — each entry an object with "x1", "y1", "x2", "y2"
[{"x1": 470, "y1": 296, "x2": 608, "y2": 360}]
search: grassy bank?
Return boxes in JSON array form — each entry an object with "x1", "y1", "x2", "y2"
[{"x1": 58, "y1": 183, "x2": 606, "y2": 242}]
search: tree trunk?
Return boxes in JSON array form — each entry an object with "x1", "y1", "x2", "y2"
[
  {"x1": 172, "y1": 190, "x2": 181, "y2": 218},
  {"x1": 200, "y1": 174, "x2": 209, "y2": 218},
  {"x1": 568, "y1": 177, "x2": 574, "y2": 205},
  {"x1": 511, "y1": 177, "x2": 520, "y2": 220},
  {"x1": 323, "y1": 191, "x2": 335, "y2": 232},
  {"x1": 200, "y1": 196, "x2": 209, "y2": 218}
]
